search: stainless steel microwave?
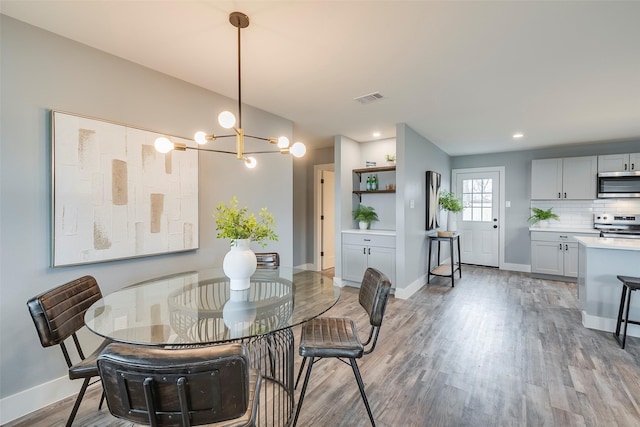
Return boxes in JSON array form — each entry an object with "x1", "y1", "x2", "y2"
[{"x1": 597, "y1": 171, "x2": 640, "y2": 198}]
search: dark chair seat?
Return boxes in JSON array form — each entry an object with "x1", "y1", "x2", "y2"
[
  {"x1": 299, "y1": 317, "x2": 363, "y2": 359},
  {"x1": 68, "y1": 339, "x2": 111, "y2": 380}
]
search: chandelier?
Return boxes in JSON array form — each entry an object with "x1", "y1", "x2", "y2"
[{"x1": 155, "y1": 11, "x2": 306, "y2": 168}]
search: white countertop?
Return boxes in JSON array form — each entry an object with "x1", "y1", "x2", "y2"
[
  {"x1": 342, "y1": 229, "x2": 396, "y2": 236},
  {"x1": 528, "y1": 226, "x2": 600, "y2": 234},
  {"x1": 574, "y1": 236, "x2": 640, "y2": 251}
]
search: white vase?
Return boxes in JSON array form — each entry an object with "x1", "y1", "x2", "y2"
[
  {"x1": 359, "y1": 221, "x2": 369, "y2": 230},
  {"x1": 538, "y1": 220, "x2": 549, "y2": 228},
  {"x1": 223, "y1": 239, "x2": 257, "y2": 291},
  {"x1": 447, "y1": 211, "x2": 458, "y2": 232}
]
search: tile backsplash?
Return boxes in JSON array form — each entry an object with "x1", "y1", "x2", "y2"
[{"x1": 531, "y1": 199, "x2": 640, "y2": 229}]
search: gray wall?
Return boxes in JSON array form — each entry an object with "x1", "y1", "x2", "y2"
[
  {"x1": 396, "y1": 123, "x2": 452, "y2": 291},
  {"x1": 451, "y1": 139, "x2": 640, "y2": 265},
  {"x1": 0, "y1": 15, "x2": 296, "y2": 415}
]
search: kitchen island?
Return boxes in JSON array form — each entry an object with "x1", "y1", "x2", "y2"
[{"x1": 575, "y1": 236, "x2": 640, "y2": 338}]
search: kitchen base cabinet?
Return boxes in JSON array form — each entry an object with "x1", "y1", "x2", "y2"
[
  {"x1": 530, "y1": 231, "x2": 596, "y2": 278},
  {"x1": 342, "y1": 232, "x2": 395, "y2": 284}
]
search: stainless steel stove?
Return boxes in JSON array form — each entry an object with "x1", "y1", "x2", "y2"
[{"x1": 594, "y1": 213, "x2": 640, "y2": 239}]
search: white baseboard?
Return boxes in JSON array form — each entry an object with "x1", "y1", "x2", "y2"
[
  {"x1": 394, "y1": 274, "x2": 428, "y2": 300},
  {"x1": 501, "y1": 263, "x2": 531, "y2": 273},
  {"x1": 294, "y1": 263, "x2": 316, "y2": 271},
  {"x1": 582, "y1": 310, "x2": 640, "y2": 338},
  {"x1": 0, "y1": 375, "x2": 81, "y2": 425}
]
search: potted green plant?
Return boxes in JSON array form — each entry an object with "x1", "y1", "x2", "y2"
[
  {"x1": 385, "y1": 154, "x2": 396, "y2": 165},
  {"x1": 213, "y1": 197, "x2": 278, "y2": 290},
  {"x1": 528, "y1": 207, "x2": 559, "y2": 228},
  {"x1": 213, "y1": 196, "x2": 278, "y2": 247},
  {"x1": 438, "y1": 191, "x2": 463, "y2": 234},
  {"x1": 352, "y1": 205, "x2": 379, "y2": 230}
]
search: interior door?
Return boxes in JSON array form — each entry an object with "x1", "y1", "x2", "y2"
[
  {"x1": 321, "y1": 170, "x2": 335, "y2": 269},
  {"x1": 456, "y1": 171, "x2": 500, "y2": 267}
]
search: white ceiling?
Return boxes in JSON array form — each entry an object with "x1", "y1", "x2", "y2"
[{"x1": 3, "y1": 1, "x2": 640, "y2": 156}]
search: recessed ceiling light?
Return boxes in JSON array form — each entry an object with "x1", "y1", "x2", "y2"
[
  {"x1": 373, "y1": 131, "x2": 381, "y2": 138},
  {"x1": 513, "y1": 133, "x2": 524, "y2": 139}
]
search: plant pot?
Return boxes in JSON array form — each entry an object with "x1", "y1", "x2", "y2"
[
  {"x1": 223, "y1": 239, "x2": 257, "y2": 291},
  {"x1": 447, "y1": 211, "x2": 458, "y2": 232},
  {"x1": 538, "y1": 220, "x2": 549, "y2": 228},
  {"x1": 358, "y1": 221, "x2": 369, "y2": 230}
]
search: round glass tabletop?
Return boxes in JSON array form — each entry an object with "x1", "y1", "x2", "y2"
[{"x1": 85, "y1": 267, "x2": 340, "y2": 346}]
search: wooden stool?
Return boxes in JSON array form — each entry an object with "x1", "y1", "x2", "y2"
[{"x1": 614, "y1": 275, "x2": 640, "y2": 349}]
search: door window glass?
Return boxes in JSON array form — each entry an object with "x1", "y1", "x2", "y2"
[{"x1": 462, "y1": 179, "x2": 493, "y2": 221}]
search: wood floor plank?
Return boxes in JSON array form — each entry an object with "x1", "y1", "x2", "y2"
[{"x1": 6, "y1": 266, "x2": 640, "y2": 426}]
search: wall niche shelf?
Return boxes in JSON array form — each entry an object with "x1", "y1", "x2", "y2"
[{"x1": 352, "y1": 165, "x2": 396, "y2": 202}]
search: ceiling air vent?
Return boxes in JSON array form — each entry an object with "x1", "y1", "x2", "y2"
[{"x1": 354, "y1": 92, "x2": 383, "y2": 105}]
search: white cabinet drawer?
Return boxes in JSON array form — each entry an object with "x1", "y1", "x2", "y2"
[
  {"x1": 530, "y1": 231, "x2": 594, "y2": 243},
  {"x1": 342, "y1": 233, "x2": 395, "y2": 248}
]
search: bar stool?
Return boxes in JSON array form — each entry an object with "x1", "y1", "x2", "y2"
[{"x1": 613, "y1": 275, "x2": 640, "y2": 349}]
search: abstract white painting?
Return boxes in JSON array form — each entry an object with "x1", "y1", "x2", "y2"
[{"x1": 52, "y1": 111, "x2": 199, "y2": 267}]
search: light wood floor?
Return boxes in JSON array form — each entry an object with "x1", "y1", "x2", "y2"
[{"x1": 6, "y1": 266, "x2": 640, "y2": 426}]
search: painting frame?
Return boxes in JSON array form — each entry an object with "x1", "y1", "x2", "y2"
[
  {"x1": 426, "y1": 171, "x2": 441, "y2": 230},
  {"x1": 51, "y1": 110, "x2": 199, "y2": 267}
]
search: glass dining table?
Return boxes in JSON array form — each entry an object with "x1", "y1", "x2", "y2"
[{"x1": 85, "y1": 267, "x2": 340, "y2": 427}]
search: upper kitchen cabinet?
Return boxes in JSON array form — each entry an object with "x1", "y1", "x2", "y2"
[
  {"x1": 531, "y1": 156, "x2": 597, "y2": 200},
  {"x1": 598, "y1": 153, "x2": 640, "y2": 172}
]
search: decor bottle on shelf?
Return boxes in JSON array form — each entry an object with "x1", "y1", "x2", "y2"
[
  {"x1": 366, "y1": 176, "x2": 372, "y2": 191},
  {"x1": 372, "y1": 174, "x2": 378, "y2": 191}
]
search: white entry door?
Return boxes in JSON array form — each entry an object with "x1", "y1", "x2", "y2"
[
  {"x1": 321, "y1": 170, "x2": 335, "y2": 269},
  {"x1": 455, "y1": 170, "x2": 500, "y2": 267}
]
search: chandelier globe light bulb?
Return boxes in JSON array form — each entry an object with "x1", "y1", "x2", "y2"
[
  {"x1": 244, "y1": 157, "x2": 257, "y2": 169},
  {"x1": 218, "y1": 111, "x2": 236, "y2": 129},
  {"x1": 194, "y1": 131, "x2": 208, "y2": 145},
  {"x1": 290, "y1": 142, "x2": 306, "y2": 158},
  {"x1": 154, "y1": 137, "x2": 173, "y2": 154},
  {"x1": 277, "y1": 136, "x2": 290, "y2": 149}
]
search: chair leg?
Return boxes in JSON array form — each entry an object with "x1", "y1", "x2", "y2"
[
  {"x1": 66, "y1": 377, "x2": 90, "y2": 427},
  {"x1": 98, "y1": 390, "x2": 106, "y2": 410},
  {"x1": 614, "y1": 286, "x2": 628, "y2": 348},
  {"x1": 349, "y1": 358, "x2": 376, "y2": 427},
  {"x1": 294, "y1": 356, "x2": 308, "y2": 390},
  {"x1": 621, "y1": 288, "x2": 632, "y2": 349},
  {"x1": 292, "y1": 357, "x2": 315, "y2": 427}
]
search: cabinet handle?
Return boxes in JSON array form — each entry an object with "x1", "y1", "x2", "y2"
[
  {"x1": 632, "y1": 163, "x2": 635, "y2": 170},
  {"x1": 565, "y1": 244, "x2": 569, "y2": 251},
  {"x1": 558, "y1": 192, "x2": 561, "y2": 198},
  {"x1": 559, "y1": 235, "x2": 568, "y2": 239},
  {"x1": 363, "y1": 248, "x2": 366, "y2": 255},
  {"x1": 625, "y1": 163, "x2": 628, "y2": 171},
  {"x1": 364, "y1": 239, "x2": 371, "y2": 242},
  {"x1": 559, "y1": 243, "x2": 562, "y2": 250},
  {"x1": 368, "y1": 248, "x2": 371, "y2": 255},
  {"x1": 564, "y1": 192, "x2": 567, "y2": 198}
]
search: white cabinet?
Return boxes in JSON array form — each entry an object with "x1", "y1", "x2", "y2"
[
  {"x1": 531, "y1": 156, "x2": 597, "y2": 200},
  {"x1": 598, "y1": 153, "x2": 640, "y2": 172},
  {"x1": 342, "y1": 232, "x2": 395, "y2": 284},
  {"x1": 530, "y1": 231, "x2": 595, "y2": 278}
]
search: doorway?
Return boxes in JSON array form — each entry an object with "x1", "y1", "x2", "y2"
[
  {"x1": 452, "y1": 167, "x2": 505, "y2": 268},
  {"x1": 314, "y1": 164, "x2": 335, "y2": 271}
]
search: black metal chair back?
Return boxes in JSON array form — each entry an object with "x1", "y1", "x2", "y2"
[
  {"x1": 27, "y1": 275, "x2": 108, "y2": 426},
  {"x1": 97, "y1": 342, "x2": 261, "y2": 427}
]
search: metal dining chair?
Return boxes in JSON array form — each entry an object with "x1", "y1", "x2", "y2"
[
  {"x1": 292, "y1": 267, "x2": 392, "y2": 427},
  {"x1": 255, "y1": 252, "x2": 280, "y2": 269},
  {"x1": 27, "y1": 275, "x2": 110, "y2": 427},
  {"x1": 97, "y1": 342, "x2": 261, "y2": 427}
]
